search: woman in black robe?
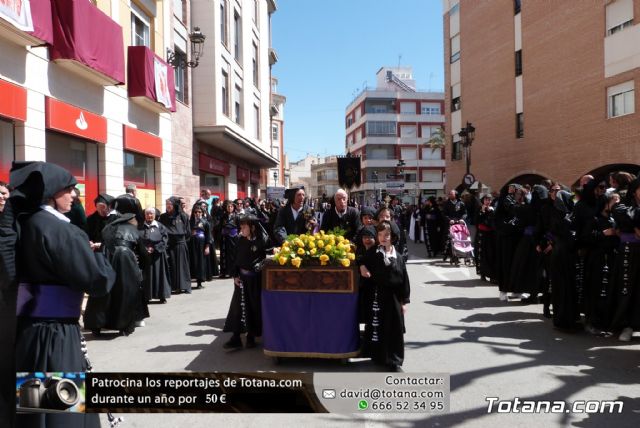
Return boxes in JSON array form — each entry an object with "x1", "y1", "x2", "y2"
[
  {"x1": 189, "y1": 203, "x2": 213, "y2": 289},
  {"x1": 495, "y1": 184, "x2": 523, "y2": 300},
  {"x1": 84, "y1": 192, "x2": 114, "y2": 249},
  {"x1": 356, "y1": 225, "x2": 377, "y2": 324},
  {"x1": 9, "y1": 162, "x2": 115, "y2": 428},
  {"x1": 422, "y1": 196, "x2": 443, "y2": 257},
  {"x1": 474, "y1": 194, "x2": 497, "y2": 282},
  {"x1": 196, "y1": 199, "x2": 219, "y2": 279},
  {"x1": 159, "y1": 196, "x2": 192, "y2": 293},
  {"x1": 361, "y1": 221, "x2": 411, "y2": 371},
  {"x1": 84, "y1": 195, "x2": 148, "y2": 336},
  {"x1": 140, "y1": 206, "x2": 171, "y2": 303},
  {"x1": 219, "y1": 200, "x2": 239, "y2": 278},
  {"x1": 223, "y1": 214, "x2": 270, "y2": 350},
  {"x1": 609, "y1": 178, "x2": 640, "y2": 341},
  {"x1": 376, "y1": 206, "x2": 408, "y2": 263}
]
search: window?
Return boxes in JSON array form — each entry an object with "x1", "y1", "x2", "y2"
[
  {"x1": 221, "y1": 70, "x2": 229, "y2": 116},
  {"x1": 608, "y1": 81, "x2": 635, "y2": 117},
  {"x1": 422, "y1": 170, "x2": 442, "y2": 182},
  {"x1": 253, "y1": 0, "x2": 259, "y2": 27},
  {"x1": 606, "y1": 0, "x2": 633, "y2": 36},
  {"x1": 400, "y1": 102, "x2": 416, "y2": 114},
  {"x1": 124, "y1": 151, "x2": 155, "y2": 187},
  {"x1": 400, "y1": 125, "x2": 417, "y2": 138},
  {"x1": 366, "y1": 121, "x2": 397, "y2": 136},
  {"x1": 174, "y1": 46, "x2": 186, "y2": 103},
  {"x1": 346, "y1": 134, "x2": 354, "y2": 146},
  {"x1": 515, "y1": 50, "x2": 522, "y2": 76},
  {"x1": 252, "y1": 42, "x2": 259, "y2": 87},
  {"x1": 234, "y1": 11, "x2": 241, "y2": 61},
  {"x1": 421, "y1": 103, "x2": 441, "y2": 115},
  {"x1": 272, "y1": 123, "x2": 279, "y2": 141},
  {"x1": 131, "y1": 3, "x2": 151, "y2": 47},
  {"x1": 451, "y1": 136, "x2": 462, "y2": 161},
  {"x1": 173, "y1": 0, "x2": 184, "y2": 22},
  {"x1": 400, "y1": 147, "x2": 417, "y2": 160},
  {"x1": 234, "y1": 85, "x2": 242, "y2": 124},
  {"x1": 254, "y1": 105, "x2": 260, "y2": 139},
  {"x1": 346, "y1": 116, "x2": 353, "y2": 127},
  {"x1": 450, "y1": 34, "x2": 460, "y2": 63},
  {"x1": 514, "y1": 0, "x2": 521, "y2": 14},
  {"x1": 516, "y1": 113, "x2": 524, "y2": 138},
  {"x1": 422, "y1": 147, "x2": 443, "y2": 160},
  {"x1": 450, "y1": 2, "x2": 459, "y2": 15},
  {"x1": 451, "y1": 96, "x2": 461, "y2": 112},
  {"x1": 220, "y1": 1, "x2": 228, "y2": 47}
]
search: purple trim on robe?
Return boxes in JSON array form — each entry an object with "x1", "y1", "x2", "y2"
[
  {"x1": 17, "y1": 283, "x2": 84, "y2": 319},
  {"x1": 261, "y1": 290, "x2": 360, "y2": 354},
  {"x1": 619, "y1": 233, "x2": 640, "y2": 244}
]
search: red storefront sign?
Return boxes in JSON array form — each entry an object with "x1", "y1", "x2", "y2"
[
  {"x1": 0, "y1": 79, "x2": 27, "y2": 121},
  {"x1": 123, "y1": 125, "x2": 163, "y2": 158},
  {"x1": 199, "y1": 153, "x2": 230, "y2": 176},
  {"x1": 250, "y1": 170, "x2": 260, "y2": 183},
  {"x1": 45, "y1": 97, "x2": 107, "y2": 143},
  {"x1": 237, "y1": 167, "x2": 249, "y2": 182}
]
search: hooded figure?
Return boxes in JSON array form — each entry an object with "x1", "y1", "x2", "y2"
[
  {"x1": 7, "y1": 162, "x2": 115, "y2": 428},
  {"x1": 219, "y1": 199, "x2": 239, "y2": 278},
  {"x1": 84, "y1": 195, "x2": 148, "y2": 336},
  {"x1": 85, "y1": 192, "x2": 116, "y2": 245},
  {"x1": 159, "y1": 196, "x2": 192, "y2": 293},
  {"x1": 222, "y1": 214, "x2": 271, "y2": 350},
  {"x1": 189, "y1": 201, "x2": 213, "y2": 288}
]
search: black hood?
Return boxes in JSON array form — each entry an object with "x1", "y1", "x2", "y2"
[
  {"x1": 9, "y1": 161, "x2": 77, "y2": 207},
  {"x1": 113, "y1": 194, "x2": 139, "y2": 215},
  {"x1": 554, "y1": 190, "x2": 574, "y2": 214}
]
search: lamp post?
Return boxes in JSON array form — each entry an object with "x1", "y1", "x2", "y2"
[
  {"x1": 458, "y1": 122, "x2": 476, "y2": 176},
  {"x1": 396, "y1": 159, "x2": 406, "y2": 201},
  {"x1": 372, "y1": 170, "x2": 378, "y2": 203},
  {"x1": 167, "y1": 27, "x2": 206, "y2": 69},
  {"x1": 273, "y1": 170, "x2": 278, "y2": 187}
]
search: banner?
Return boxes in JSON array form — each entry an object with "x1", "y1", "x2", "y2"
[
  {"x1": 0, "y1": 0, "x2": 34, "y2": 32},
  {"x1": 386, "y1": 181, "x2": 404, "y2": 195},
  {"x1": 337, "y1": 156, "x2": 361, "y2": 190},
  {"x1": 266, "y1": 186, "x2": 285, "y2": 200},
  {"x1": 154, "y1": 57, "x2": 172, "y2": 109}
]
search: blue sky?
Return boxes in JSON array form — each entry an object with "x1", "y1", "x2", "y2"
[{"x1": 271, "y1": 0, "x2": 445, "y2": 162}]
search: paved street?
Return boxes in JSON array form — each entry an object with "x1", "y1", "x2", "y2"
[{"x1": 87, "y1": 241, "x2": 640, "y2": 428}]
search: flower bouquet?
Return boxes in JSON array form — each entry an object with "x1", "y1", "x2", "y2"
[{"x1": 273, "y1": 228, "x2": 356, "y2": 268}]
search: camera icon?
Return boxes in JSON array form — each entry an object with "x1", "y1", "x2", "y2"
[{"x1": 19, "y1": 377, "x2": 81, "y2": 410}]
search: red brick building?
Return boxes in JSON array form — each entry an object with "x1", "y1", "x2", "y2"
[{"x1": 443, "y1": 0, "x2": 640, "y2": 191}]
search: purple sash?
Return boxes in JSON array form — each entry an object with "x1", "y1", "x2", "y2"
[
  {"x1": 523, "y1": 226, "x2": 535, "y2": 236},
  {"x1": 16, "y1": 283, "x2": 84, "y2": 319},
  {"x1": 194, "y1": 230, "x2": 205, "y2": 240},
  {"x1": 619, "y1": 233, "x2": 640, "y2": 244}
]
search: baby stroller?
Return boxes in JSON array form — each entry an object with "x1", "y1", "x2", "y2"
[{"x1": 444, "y1": 220, "x2": 474, "y2": 266}]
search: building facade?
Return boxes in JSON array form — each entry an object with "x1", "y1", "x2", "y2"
[
  {"x1": 288, "y1": 154, "x2": 321, "y2": 191},
  {"x1": 309, "y1": 155, "x2": 339, "y2": 199},
  {"x1": 191, "y1": 0, "x2": 278, "y2": 203},
  {"x1": 266, "y1": 76, "x2": 286, "y2": 191},
  {"x1": 443, "y1": 0, "x2": 640, "y2": 191},
  {"x1": 345, "y1": 67, "x2": 446, "y2": 206},
  {"x1": 0, "y1": 0, "x2": 183, "y2": 213}
]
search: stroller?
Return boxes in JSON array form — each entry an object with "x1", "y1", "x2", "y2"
[{"x1": 444, "y1": 220, "x2": 474, "y2": 266}]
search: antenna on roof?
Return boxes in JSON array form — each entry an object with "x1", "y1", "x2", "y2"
[{"x1": 397, "y1": 54, "x2": 402, "y2": 70}]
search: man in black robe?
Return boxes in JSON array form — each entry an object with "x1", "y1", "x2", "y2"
[
  {"x1": 160, "y1": 196, "x2": 192, "y2": 293},
  {"x1": 8, "y1": 162, "x2": 115, "y2": 428},
  {"x1": 273, "y1": 186, "x2": 316, "y2": 245},
  {"x1": 320, "y1": 188, "x2": 361, "y2": 242},
  {"x1": 85, "y1": 193, "x2": 115, "y2": 250}
]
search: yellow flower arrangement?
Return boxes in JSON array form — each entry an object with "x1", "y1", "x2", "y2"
[{"x1": 272, "y1": 229, "x2": 355, "y2": 268}]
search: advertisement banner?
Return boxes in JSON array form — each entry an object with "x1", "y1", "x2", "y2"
[
  {"x1": 153, "y1": 57, "x2": 172, "y2": 109},
  {"x1": 0, "y1": 0, "x2": 34, "y2": 32},
  {"x1": 386, "y1": 181, "x2": 404, "y2": 195},
  {"x1": 266, "y1": 186, "x2": 285, "y2": 200}
]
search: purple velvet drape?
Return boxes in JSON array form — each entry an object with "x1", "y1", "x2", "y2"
[{"x1": 127, "y1": 46, "x2": 176, "y2": 112}]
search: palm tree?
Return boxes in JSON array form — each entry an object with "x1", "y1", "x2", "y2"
[{"x1": 425, "y1": 126, "x2": 446, "y2": 152}]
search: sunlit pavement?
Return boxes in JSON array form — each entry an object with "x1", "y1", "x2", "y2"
[{"x1": 88, "y1": 240, "x2": 640, "y2": 428}]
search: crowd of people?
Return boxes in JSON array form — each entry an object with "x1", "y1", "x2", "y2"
[{"x1": 394, "y1": 171, "x2": 640, "y2": 342}]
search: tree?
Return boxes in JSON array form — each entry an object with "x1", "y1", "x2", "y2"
[{"x1": 425, "y1": 126, "x2": 446, "y2": 152}]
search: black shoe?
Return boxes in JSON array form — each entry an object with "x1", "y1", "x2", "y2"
[
  {"x1": 196, "y1": 283, "x2": 203, "y2": 289},
  {"x1": 521, "y1": 295, "x2": 538, "y2": 305},
  {"x1": 183, "y1": 289, "x2": 192, "y2": 294},
  {"x1": 92, "y1": 329, "x2": 102, "y2": 337},
  {"x1": 543, "y1": 305, "x2": 552, "y2": 318},
  {"x1": 387, "y1": 364, "x2": 401, "y2": 372},
  {"x1": 480, "y1": 275, "x2": 487, "y2": 282},
  {"x1": 160, "y1": 298, "x2": 167, "y2": 304},
  {"x1": 223, "y1": 336, "x2": 243, "y2": 351},
  {"x1": 246, "y1": 336, "x2": 256, "y2": 348}
]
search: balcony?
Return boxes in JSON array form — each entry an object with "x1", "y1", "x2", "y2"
[
  {"x1": 128, "y1": 46, "x2": 176, "y2": 113},
  {"x1": 0, "y1": 0, "x2": 53, "y2": 46},
  {"x1": 49, "y1": 0, "x2": 124, "y2": 86}
]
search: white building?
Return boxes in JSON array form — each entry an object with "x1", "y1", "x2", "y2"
[
  {"x1": 345, "y1": 67, "x2": 446, "y2": 205},
  {"x1": 268, "y1": 76, "x2": 286, "y2": 190},
  {"x1": 191, "y1": 0, "x2": 278, "y2": 201},
  {"x1": 288, "y1": 154, "x2": 321, "y2": 191}
]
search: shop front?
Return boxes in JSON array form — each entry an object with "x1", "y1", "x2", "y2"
[
  {"x1": 123, "y1": 125, "x2": 163, "y2": 210},
  {"x1": 250, "y1": 170, "x2": 260, "y2": 199},
  {"x1": 198, "y1": 152, "x2": 229, "y2": 201},
  {"x1": 236, "y1": 167, "x2": 249, "y2": 200},
  {"x1": 0, "y1": 79, "x2": 26, "y2": 181},
  {"x1": 45, "y1": 97, "x2": 106, "y2": 215}
]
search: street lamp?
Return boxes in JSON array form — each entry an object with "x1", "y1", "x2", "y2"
[
  {"x1": 372, "y1": 170, "x2": 378, "y2": 203},
  {"x1": 273, "y1": 170, "x2": 278, "y2": 186},
  {"x1": 458, "y1": 122, "x2": 476, "y2": 176},
  {"x1": 167, "y1": 27, "x2": 206, "y2": 69}
]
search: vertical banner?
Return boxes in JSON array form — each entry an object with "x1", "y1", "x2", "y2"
[
  {"x1": 0, "y1": 0, "x2": 34, "y2": 32},
  {"x1": 154, "y1": 58, "x2": 172, "y2": 109},
  {"x1": 337, "y1": 156, "x2": 361, "y2": 190}
]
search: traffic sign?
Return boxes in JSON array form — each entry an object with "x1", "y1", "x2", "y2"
[{"x1": 463, "y1": 173, "x2": 475, "y2": 187}]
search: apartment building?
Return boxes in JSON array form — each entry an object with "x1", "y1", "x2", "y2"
[
  {"x1": 443, "y1": 0, "x2": 640, "y2": 191},
  {"x1": 345, "y1": 67, "x2": 446, "y2": 205}
]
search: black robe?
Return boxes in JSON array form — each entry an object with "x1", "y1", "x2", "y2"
[
  {"x1": 139, "y1": 220, "x2": 171, "y2": 301},
  {"x1": 494, "y1": 193, "x2": 522, "y2": 292},
  {"x1": 223, "y1": 233, "x2": 269, "y2": 336},
  {"x1": 15, "y1": 209, "x2": 115, "y2": 428},
  {"x1": 474, "y1": 206, "x2": 497, "y2": 281},
  {"x1": 273, "y1": 204, "x2": 309, "y2": 245},
  {"x1": 189, "y1": 218, "x2": 213, "y2": 283},
  {"x1": 362, "y1": 247, "x2": 411, "y2": 367},
  {"x1": 509, "y1": 201, "x2": 541, "y2": 294},
  {"x1": 320, "y1": 206, "x2": 362, "y2": 242},
  {"x1": 84, "y1": 216, "x2": 146, "y2": 332},
  {"x1": 422, "y1": 205, "x2": 443, "y2": 256},
  {"x1": 159, "y1": 211, "x2": 191, "y2": 292},
  {"x1": 219, "y1": 213, "x2": 239, "y2": 277}
]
